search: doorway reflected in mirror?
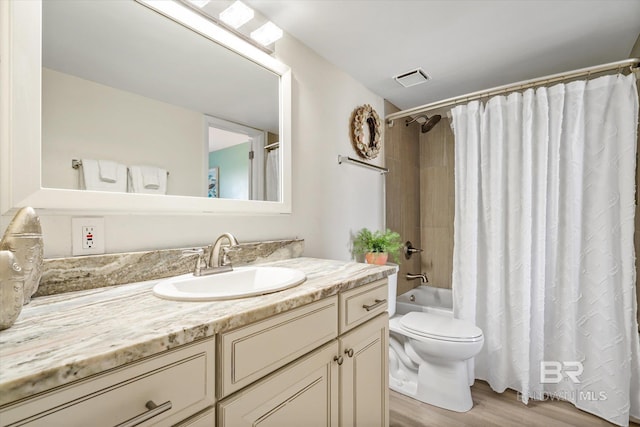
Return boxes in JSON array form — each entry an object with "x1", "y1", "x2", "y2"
[
  {"x1": 206, "y1": 116, "x2": 278, "y2": 201},
  {"x1": 208, "y1": 168, "x2": 219, "y2": 198}
]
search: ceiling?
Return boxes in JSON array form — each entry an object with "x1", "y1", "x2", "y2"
[{"x1": 243, "y1": 0, "x2": 640, "y2": 113}]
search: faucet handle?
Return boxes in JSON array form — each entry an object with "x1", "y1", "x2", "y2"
[
  {"x1": 221, "y1": 246, "x2": 233, "y2": 266},
  {"x1": 182, "y1": 248, "x2": 206, "y2": 275},
  {"x1": 404, "y1": 241, "x2": 423, "y2": 260},
  {"x1": 182, "y1": 248, "x2": 204, "y2": 257}
]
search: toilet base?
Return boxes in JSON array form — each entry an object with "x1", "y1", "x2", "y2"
[
  {"x1": 389, "y1": 358, "x2": 473, "y2": 412},
  {"x1": 389, "y1": 330, "x2": 475, "y2": 413},
  {"x1": 389, "y1": 340, "x2": 418, "y2": 396},
  {"x1": 389, "y1": 335, "x2": 419, "y2": 395},
  {"x1": 416, "y1": 356, "x2": 473, "y2": 412}
]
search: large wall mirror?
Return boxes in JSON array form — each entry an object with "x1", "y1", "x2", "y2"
[{"x1": 0, "y1": 0, "x2": 292, "y2": 214}]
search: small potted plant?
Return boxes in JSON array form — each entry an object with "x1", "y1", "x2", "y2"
[{"x1": 353, "y1": 228, "x2": 402, "y2": 265}]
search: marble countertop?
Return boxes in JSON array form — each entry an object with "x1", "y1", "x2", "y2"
[{"x1": 0, "y1": 257, "x2": 394, "y2": 406}]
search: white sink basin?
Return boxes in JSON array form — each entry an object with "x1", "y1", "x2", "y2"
[{"x1": 152, "y1": 266, "x2": 307, "y2": 301}]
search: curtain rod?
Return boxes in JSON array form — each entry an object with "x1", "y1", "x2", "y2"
[
  {"x1": 386, "y1": 58, "x2": 640, "y2": 125},
  {"x1": 264, "y1": 142, "x2": 280, "y2": 151}
]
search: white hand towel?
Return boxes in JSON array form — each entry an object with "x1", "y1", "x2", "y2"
[
  {"x1": 141, "y1": 166, "x2": 160, "y2": 189},
  {"x1": 98, "y1": 160, "x2": 118, "y2": 183},
  {"x1": 81, "y1": 159, "x2": 127, "y2": 192},
  {"x1": 128, "y1": 165, "x2": 167, "y2": 194}
]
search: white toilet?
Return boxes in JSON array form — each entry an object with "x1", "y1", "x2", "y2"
[{"x1": 386, "y1": 268, "x2": 484, "y2": 412}]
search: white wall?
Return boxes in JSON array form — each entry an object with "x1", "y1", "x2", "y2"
[
  {"x1": 3, "y1": 33, "x2": 385, "y2": 261},
  {"x1": 41, "y1": 68, "x2": 206, "y2": 197}
]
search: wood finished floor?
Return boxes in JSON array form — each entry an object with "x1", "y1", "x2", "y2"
[{"x1": 390, "y1": 381, "x2": 640, "y2": 427}]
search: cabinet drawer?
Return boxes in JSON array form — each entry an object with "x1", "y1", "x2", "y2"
[
  {"x1": 218, "y1": 296, "x2": 338, "y2": 398},
  {"x1": 1, "y1": 339, "x2": 215, "y2": 427},
  {"x1": 339, "y1": 279, "x2": 388, "y2": 334}
]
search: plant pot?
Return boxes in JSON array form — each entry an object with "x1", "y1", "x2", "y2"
[{"x1": 365, "y1": 252, "x2": 388, "y2": 265}]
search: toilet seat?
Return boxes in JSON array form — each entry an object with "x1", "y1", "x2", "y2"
[{"x1": 399, "y1": 312, "x2": 483, "y2": 343}]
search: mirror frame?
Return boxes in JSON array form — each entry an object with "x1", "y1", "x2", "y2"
[{"x1": 0, "y1": 0, "x2": 292, "y2": 215}]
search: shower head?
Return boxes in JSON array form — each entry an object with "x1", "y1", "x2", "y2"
[
  {"x1": 420, "y1": 114, "x2": 441, "y2": 133},
  {"x1": 405, "y1": 114, "x2": 441, "y2": 133}
]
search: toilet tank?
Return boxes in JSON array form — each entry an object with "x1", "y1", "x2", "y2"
[{"x1": 386, "y1": 263, "x2": 398, "y2": 316}]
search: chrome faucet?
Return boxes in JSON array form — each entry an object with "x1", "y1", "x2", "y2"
[
  {"x1": 182, "y1": 233, "x2": 240, "y2": 277},
  {"x1": 406, "y1": 273, "x2": 428, "y2": 283},
  {"x1": 209, "y1": 233, "x2": 239, "y2": 270}
]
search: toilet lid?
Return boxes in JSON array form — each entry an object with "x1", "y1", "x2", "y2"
[{"x1": 399, "y1": 312, "x2": 483, "y2": 341}]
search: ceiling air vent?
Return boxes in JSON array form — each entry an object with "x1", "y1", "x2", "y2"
[{"x1": 394, "y1": 68, "x2": 431, "y2": 88}]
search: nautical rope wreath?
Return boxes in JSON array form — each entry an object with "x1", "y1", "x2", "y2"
[{"x1": 350, "y1": 104, "x2": 382, "y2": 160}]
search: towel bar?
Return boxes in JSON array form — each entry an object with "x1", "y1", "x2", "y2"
[
  {"x1": 71, "y1": 159, "x2": 170, "y2": 176},
  {"x1": 337, "y1": 155, "x2": 388, "y2": 174}
]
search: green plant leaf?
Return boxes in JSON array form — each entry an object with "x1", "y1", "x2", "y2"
[{"x1": 352, "y1": 227, "x2": 403, "y2": 263}]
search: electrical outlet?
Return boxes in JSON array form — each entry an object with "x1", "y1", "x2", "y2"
[
  {"x1": 82, "y1": 226, "x2": 95, "y2": 249},
  {"x1": 72, "y1": 217, "x2": 105, "y2": 256}
]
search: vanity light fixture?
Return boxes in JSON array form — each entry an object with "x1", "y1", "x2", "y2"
[
  {"x1": 250, "y1": 21, "x2": 283, "y2": 46},
  {"x1": 219, "y1": 1, "x2": 254, "y2": 29},
  {"x1": 187, "y1": 0, "x2": 210, "y2": 8}
]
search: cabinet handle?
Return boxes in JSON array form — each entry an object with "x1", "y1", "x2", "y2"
[
  {"x1": 334, "y1": 355, "x2": 344, "y2": 365},
  {"x1": 362, "y1": 299, "x2": 386, "y2": 312},
  {"x1": 345, "y1": 348, "x2": 354, "y2": 358},
  {"x1": 115, "y1": 400, "x2": 172, "y2": 427}
]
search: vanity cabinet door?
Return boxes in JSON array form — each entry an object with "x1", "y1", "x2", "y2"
[
  {"x1": 217, "y1": 341, "x2": 339, "y2": 427},
  {"x1": 339, "y1": 313, "x2": 389, "y2": 427}
]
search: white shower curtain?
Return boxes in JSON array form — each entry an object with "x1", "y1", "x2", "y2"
[
  {"x1": 451, "y1": 73, "x2": 640, "y2": 426},
  {"x1": 265, "y1": 147, "x2": 280, "y2": 202}
]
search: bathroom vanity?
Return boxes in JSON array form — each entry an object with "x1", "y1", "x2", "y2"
[{"x1": 0, "y1": 258, "x2": 392, "y2": 426}]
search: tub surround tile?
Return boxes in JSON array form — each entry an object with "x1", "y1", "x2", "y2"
[
  {"x1": 419, "y1": 120, "x2": 455, "y2": 290},
  {"x1": 421, "y1": 226, "x2": 453, "y2": 289},
  {"x1": 36, "y1": 239, "x2": 304, "y2": 297},
  {"x1": 384, "y1": 100, "x2": 422, "y2": 297},
  {"x1": 0, "y1": 257, "x2": 393, "y2": 406}
]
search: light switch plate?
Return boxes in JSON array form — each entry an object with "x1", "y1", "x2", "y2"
[{"x1": 72, "y1": 217, "x2": 105, "y2": 256}]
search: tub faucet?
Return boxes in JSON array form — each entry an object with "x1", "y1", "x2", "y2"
[{"x1": 406, "y1": 273, "x2": 428, "y2": 283}]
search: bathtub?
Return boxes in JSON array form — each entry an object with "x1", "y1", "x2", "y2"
[{"x1": 395, "y1": 285, "x2": 453, "y2": 317}]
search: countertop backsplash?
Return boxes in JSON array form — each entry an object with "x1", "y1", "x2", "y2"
[{"x1": 36, "y1": 239, "x2": 304, "y2": 297}]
